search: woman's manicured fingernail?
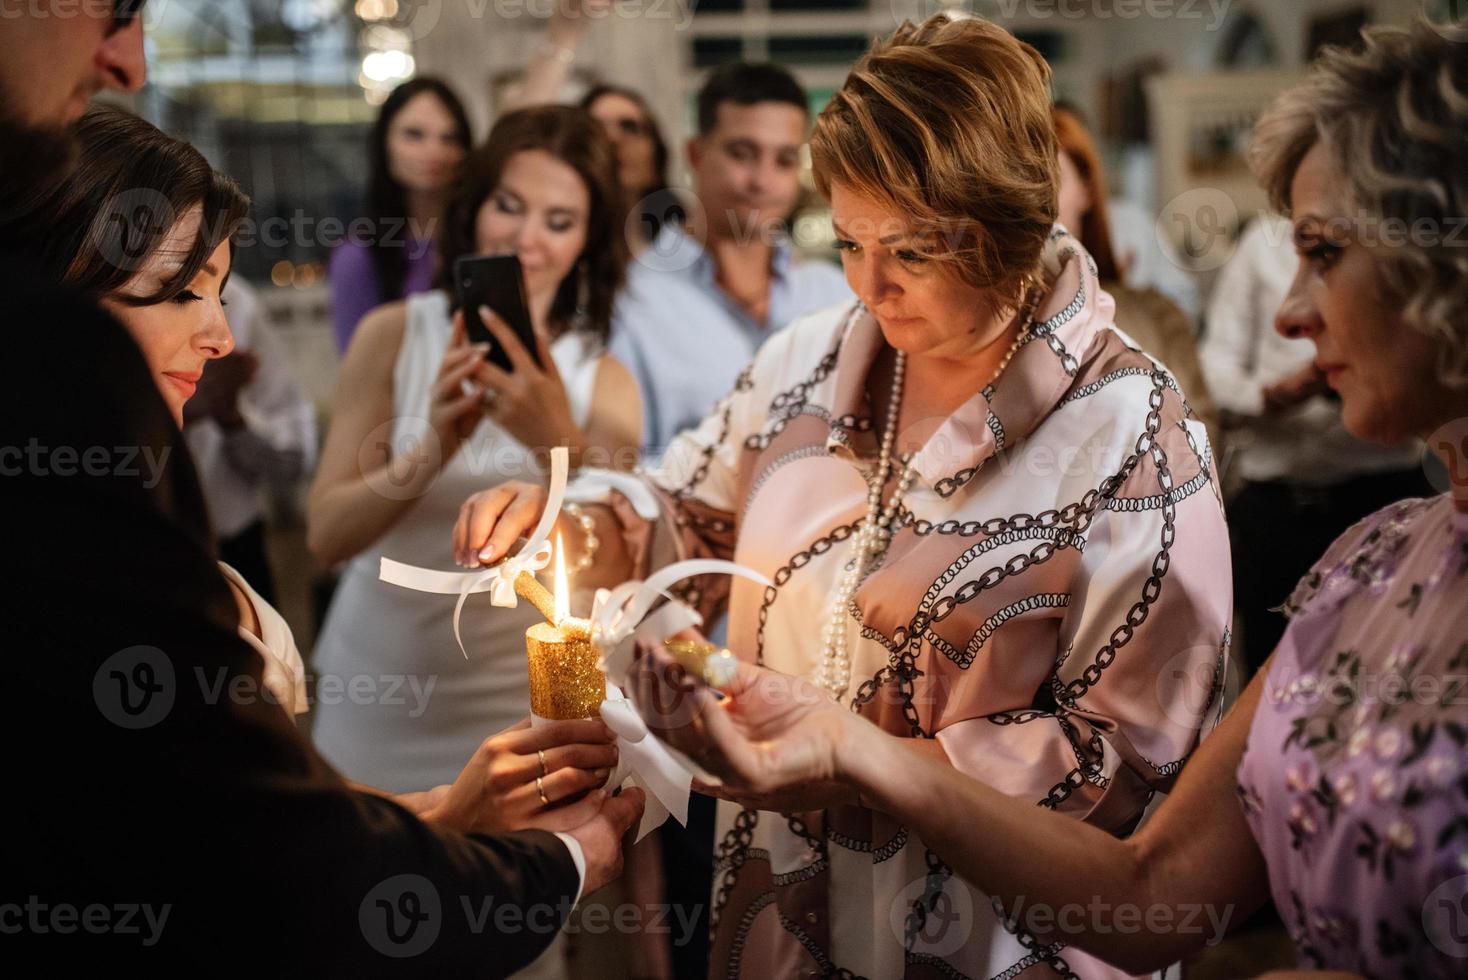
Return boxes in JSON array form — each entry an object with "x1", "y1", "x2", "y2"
[{"x1": 479, "y1": 545, "x2": 495, "y2": 561}]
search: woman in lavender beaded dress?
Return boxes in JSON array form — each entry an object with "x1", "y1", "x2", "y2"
[{"x1": 625, "y1": 18, "x2": 1468, "y2": 978}]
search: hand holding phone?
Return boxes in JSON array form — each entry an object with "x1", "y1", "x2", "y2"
[{"x1": 454, "y1": 253, "x2": 543, "y2": 373}]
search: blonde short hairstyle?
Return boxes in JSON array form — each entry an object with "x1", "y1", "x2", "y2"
[
  {"x1": 1250, "y1": 17, "x2": 1468, "y2": 388},
  {"x1": 811, "y1": 14, "x2": 1059, "y2": 311}
]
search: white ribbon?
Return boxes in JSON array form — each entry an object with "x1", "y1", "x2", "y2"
[
  {"x1": 531, "y1": 682, "x2": 692, "y2": 843},
  {"x1": 378, "y1": 446, "x2": 570, "y2": 658},
  {"x1": 377, "y1": 445, "x2": 770, "y2": 833},
  {"x1": 590, "y1": 559, "x2": 772, "y2": 688}
]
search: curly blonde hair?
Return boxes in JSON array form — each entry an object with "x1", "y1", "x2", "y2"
[
  {"x1": 810, "y1": 13, "x2": 1059, "y2": 314},
  {"x1": 1250, "y1": 17, "x2": 1468, "y2": 389}
]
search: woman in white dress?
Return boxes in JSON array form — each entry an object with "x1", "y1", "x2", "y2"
[{"x1": 308, "y1": 105, "x2": 642, "y2": 795}]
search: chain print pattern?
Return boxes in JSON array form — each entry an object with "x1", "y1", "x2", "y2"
[
  {"x1": 744, "y1": 327, "x2": 848, "y2": 452},
  {"x1": 1057, "y1": 374, "x2": 1177, "y2": 704},
  {"x1": 711, "y1": 808, "x2": 759, "y2": 934},
  {"x1": 670, "y1": 365, "x2": 755, "y2": 501},
  {"x1": 755, "y1": 521, "x2": 861, "y2": 665},
  {"x1": 992, "y1": 894, "x2": 1083, "y2": 979}
]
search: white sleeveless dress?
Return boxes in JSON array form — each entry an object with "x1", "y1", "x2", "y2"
[{"x1": 312, "y1": 291, "x2": 601, "y2": 793}]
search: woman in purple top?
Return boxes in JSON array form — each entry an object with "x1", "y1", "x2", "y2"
[
  {"x1": 624, "y1": 18, "x2": 1468, "y2": 978},
  {"x1": 328, "y1": 77, "x2": 471, "y2": 352}
]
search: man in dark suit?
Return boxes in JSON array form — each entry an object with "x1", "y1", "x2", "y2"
[{"x1": 0, "y1": 5, "x2": 643, "y2": 971}]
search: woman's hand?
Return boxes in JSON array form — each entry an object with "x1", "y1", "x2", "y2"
[
  {"x1": 430, "y1": 315, "x2": 492, "y2": 461},
  {"x1": 451, "y1": 480, "x2": 549, "y2": 567},
  {"x1": 469, "y1": 306, "x2": 586, "y2": 459},
  {"x1": 626, "y1": 644, "x2": 861, "y2": 813},
  {"x1": 421, "y1": 716, "x2": 620, "y2": 835}
]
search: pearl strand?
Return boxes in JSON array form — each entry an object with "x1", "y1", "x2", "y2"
[{"x1": 819, "y1": 317, "x2": 1034, "y2": 702}]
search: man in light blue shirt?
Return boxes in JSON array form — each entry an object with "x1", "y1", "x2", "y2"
[
  {"x1": 610, "y1": 63, "x2": 851, "y2": 458},
  {"x1": 605, "y1": 62, "x2": 851, "y2": 980}
]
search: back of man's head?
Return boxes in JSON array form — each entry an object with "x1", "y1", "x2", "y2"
[{"x1": 696, "y1": 62, "x2": 808, "y2": 137}]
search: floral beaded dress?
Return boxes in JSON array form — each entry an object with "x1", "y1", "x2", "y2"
[
  {"x1": 1237, "y1": 494, "x2": 1468, "y2": 976},
  {"x1": 572, "y1": 228, "x2": 1234, "y2": 979}
]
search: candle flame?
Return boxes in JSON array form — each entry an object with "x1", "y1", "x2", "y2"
[{"x1": 553, "y1": 532, "x2": 569, "y2": 625}]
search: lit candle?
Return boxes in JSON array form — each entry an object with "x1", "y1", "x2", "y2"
[{"x1": 524, "y1": 533, "x2": 605, "y2": 720}]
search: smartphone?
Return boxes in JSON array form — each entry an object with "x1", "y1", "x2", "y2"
[{"x1": 453, "y1": 253, "x2": 541, "y2": 372}]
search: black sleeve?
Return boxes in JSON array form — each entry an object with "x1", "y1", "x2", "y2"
[{"x1": 1, "y1": 289, "x2": 579, "y2": 974}]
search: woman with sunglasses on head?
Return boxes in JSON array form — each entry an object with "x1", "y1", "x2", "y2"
[
  {"x1": 505, "y1": 0, "x2": 678, "y2": 252},
  {"x1": 631, "y1": 17, "x2": 1468, "y2": 978}
]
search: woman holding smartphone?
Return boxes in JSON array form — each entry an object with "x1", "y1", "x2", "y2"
[{"x1": 308, "y1": 106, "x2": 641, "y2": 801}]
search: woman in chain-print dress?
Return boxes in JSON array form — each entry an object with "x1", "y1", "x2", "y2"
[{"x1": 565, "y1": 225, "x2": 1233, "y2": 979}]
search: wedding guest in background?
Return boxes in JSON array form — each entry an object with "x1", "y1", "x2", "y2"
[
  {"x1": 1053, "y1": 103, "x2": 1221, "y2": 451},
  {"x1": 1200, "y1": 211, "x2": 1431, "y2": 676},
  {"x1": 0, "y1": 12, "x2": 644, "y2": 971},
  {"x1": 632, "y1": 19, "x2": 1468, "y2": 977},
  {"x1": 183, "y1": 277, "x2": 317, "y2": 606},
  {"x1": 581, "y1": 83, "x2": 678, "y2": 248},
  {"x1": 309, "y1": 104, "x2": 640, "y2": 793},
  {"x1": 455, "y1": 15, "x2": 1231, "y2": 978},
  {"x1": 328, "y1": 76, "x2": 471, "y2": 352},
  {"x1": 502, "y1": 0, "x2": 679, "y2": 251},
  {"x1": 609, "y1": 61, "x2": 851, "y2": 460},
  {"x1": 597, "y1": 58, "x2": 851, "y2": 976}
]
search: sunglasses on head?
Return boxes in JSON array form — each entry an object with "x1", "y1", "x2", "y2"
[
  {"x1": 607, "y1": 116, "x2": 650, "y2": 138},
  {"x1": 112, "y1": 0, "x2": 146, "y2": 27}
]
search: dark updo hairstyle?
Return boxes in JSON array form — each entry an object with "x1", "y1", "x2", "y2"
[
  {"x1": 14, "y1": 104, "x2": 250, "y2": 304},
  {"x1": 435, "y1": 105, "x2": 628, "y2": 345},
  {"x1": 364, "y1": 76, "x2": 472, "y2": 302}
]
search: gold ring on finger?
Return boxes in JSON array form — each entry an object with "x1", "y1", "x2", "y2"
[
  {"x1": 537, "y1": 749, "x2": 548, "y2": 779},
  {"x1": 536, "y1": 774, "x2": 550, "y2": 807}
]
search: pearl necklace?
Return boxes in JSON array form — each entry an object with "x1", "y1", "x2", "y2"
[{"x1": 819, "y1": 317, "x2": 1034, "y2": 702}]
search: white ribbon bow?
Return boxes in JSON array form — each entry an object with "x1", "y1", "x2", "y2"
[
  {"x1": 590, "y1": 559, "x2": 772, "y2": 688},
  {"x1": 378, "y1": 445, "x2": 771, "y2": 837},
  {"x1": 379, "y1": 446, "x2": 570, "y2": 658}
]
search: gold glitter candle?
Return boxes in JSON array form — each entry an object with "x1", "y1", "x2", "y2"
[{"x1": 525, "y1": 617, "x2": 605, "y2": 720}]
